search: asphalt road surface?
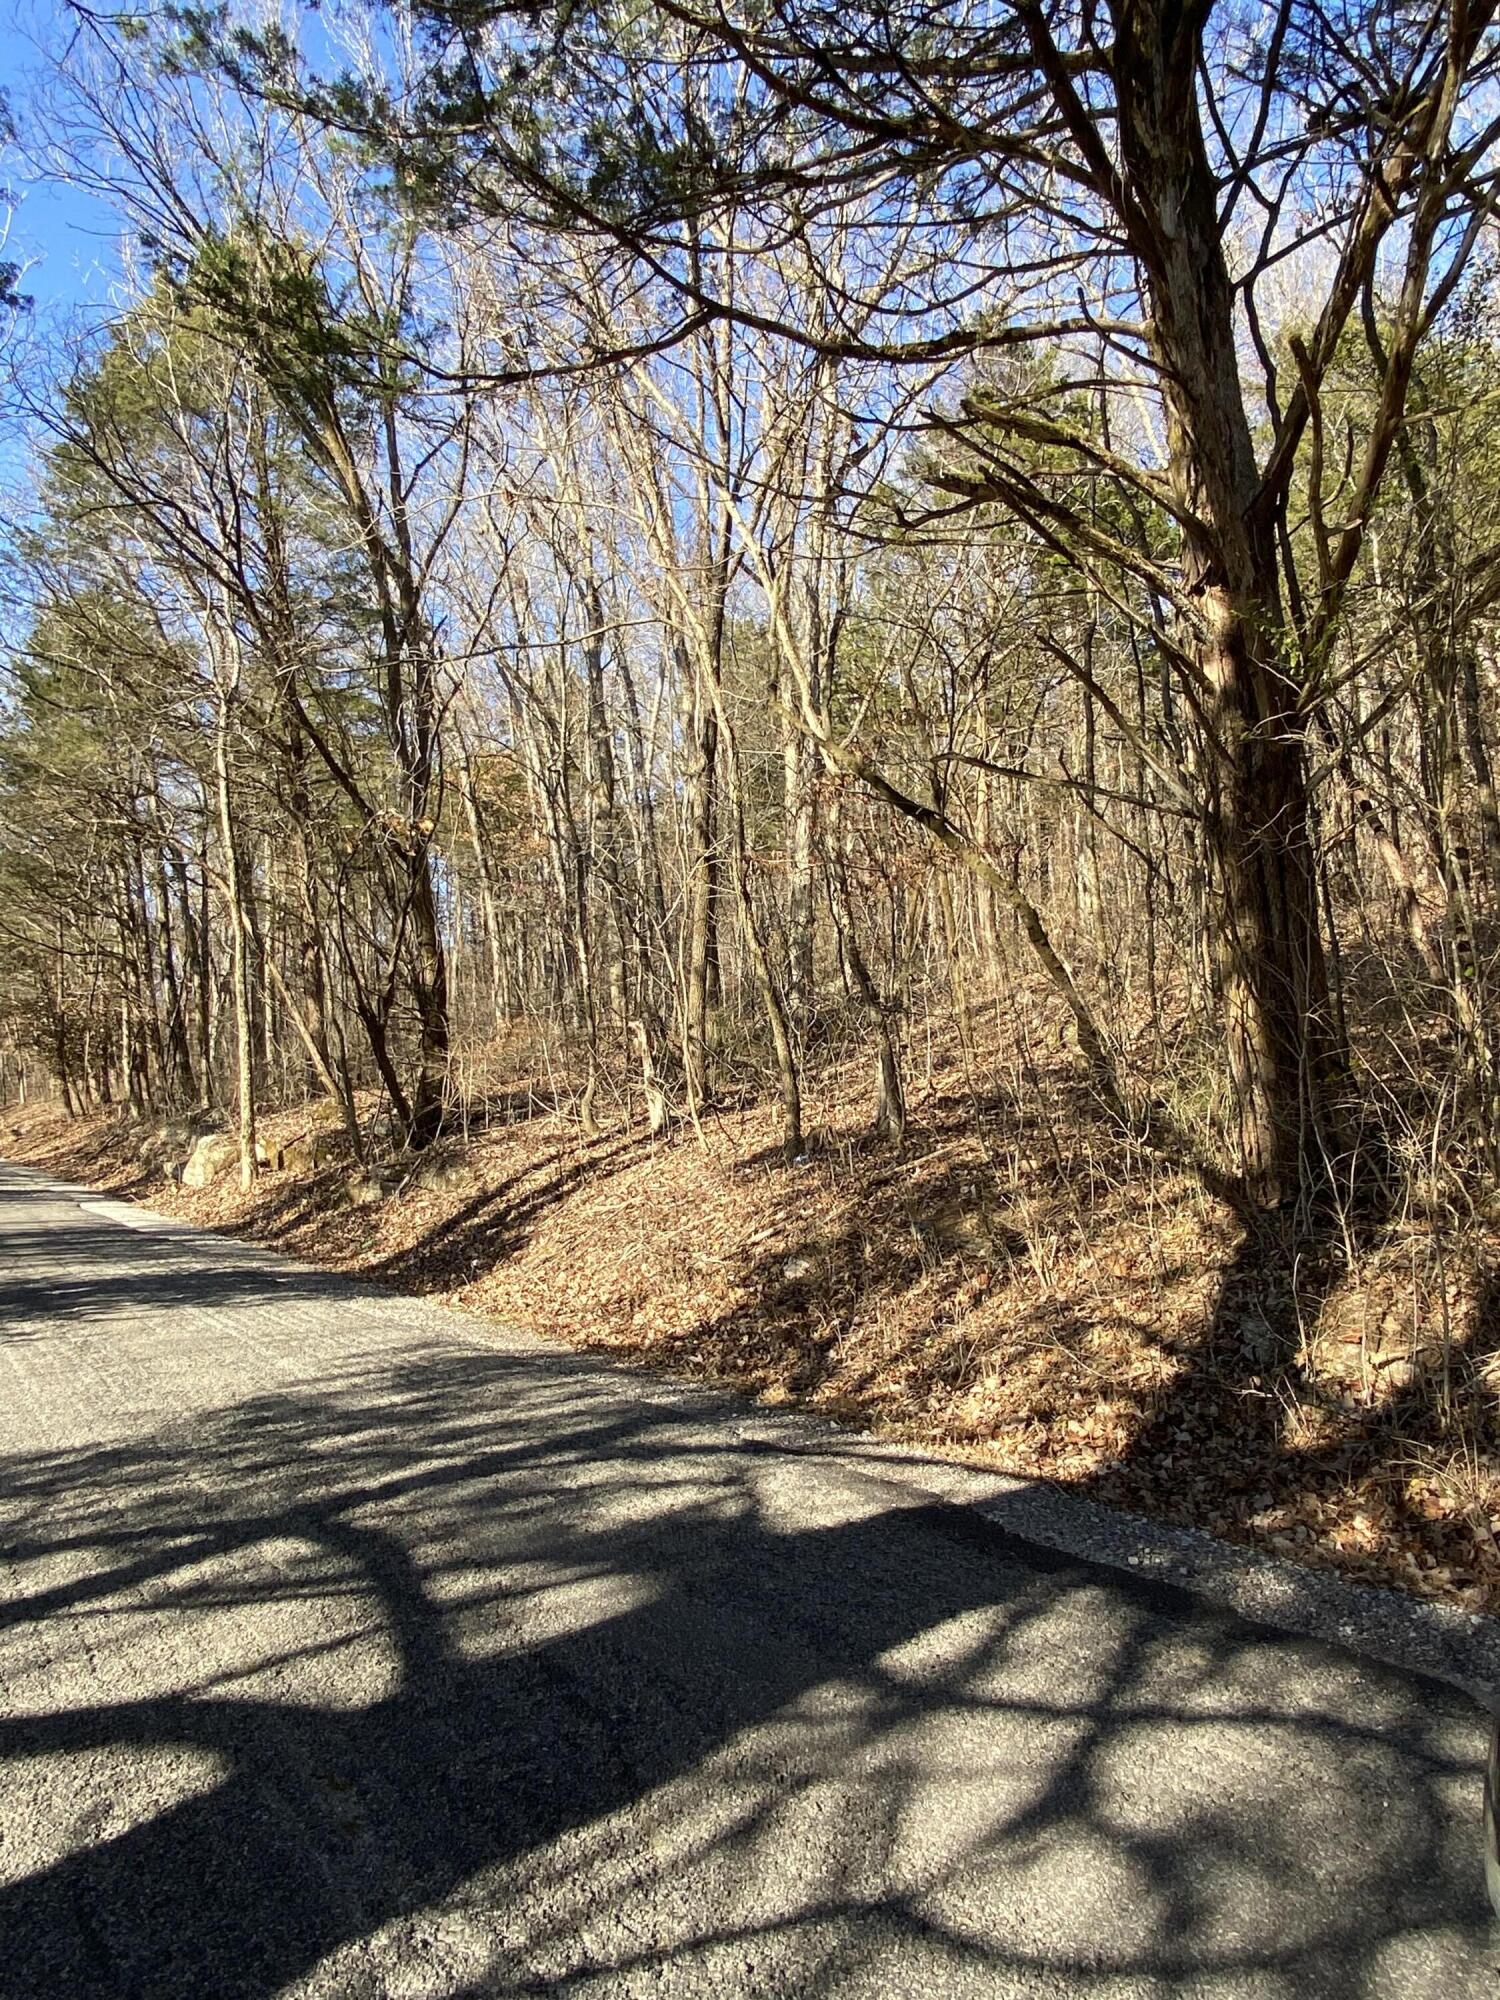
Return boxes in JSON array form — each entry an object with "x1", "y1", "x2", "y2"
[{"x1": 1, "y1": 1159, "x2": 1497, "y2": 1998}]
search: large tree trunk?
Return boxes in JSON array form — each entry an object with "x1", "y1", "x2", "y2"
[
  {"x1": 1113, "y1": 8, "x2": 1349, "y2": 1203},
  {"x1": 1202, "y1": 620, "x2": 1346, "y2": 1202}
]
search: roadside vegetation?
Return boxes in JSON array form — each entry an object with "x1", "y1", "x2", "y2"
[{"x1": 4, "y1": 0, "x2": 1500, "y2": 1614}]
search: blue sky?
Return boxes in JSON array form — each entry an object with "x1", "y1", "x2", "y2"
[
  {"x1": 1, "y1": 1, "x2": 127, "y2": 492},
  {"x1": 3, "y1": 0, "x2": 124, "y2": 316},
  {"x1": 7, "y1": 174, "x2": 122, "y2": 311}
]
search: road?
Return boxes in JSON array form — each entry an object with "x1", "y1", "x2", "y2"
[{"x1": 0, "y1": 1158, "x2": 1496, "y2": 1998}]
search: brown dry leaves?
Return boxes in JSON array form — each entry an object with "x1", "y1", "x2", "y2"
[{"x1": 8, "y1": 1043, "x2": 1500, "y2": 1619}]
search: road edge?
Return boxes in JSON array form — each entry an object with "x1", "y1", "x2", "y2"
[{"x1": 7, "y1": 1156, "x2": 1500, "y2": 1713}]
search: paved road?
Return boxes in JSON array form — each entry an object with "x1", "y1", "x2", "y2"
[{"x1": 0, "y1": 1160, "x2": 1496, "y2": 1997}]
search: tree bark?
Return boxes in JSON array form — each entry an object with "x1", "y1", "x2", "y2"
[{"x1": 214, "y1": 652, "x2": 258, "y2": 1191}]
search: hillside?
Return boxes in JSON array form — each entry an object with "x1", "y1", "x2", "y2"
[{"x1": 11, "y1": 1021, "x2": 1500, "y2": 1625}]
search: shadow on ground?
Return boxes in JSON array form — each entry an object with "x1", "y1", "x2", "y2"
[{"x1": 0, "y1": 1175, "x2": 1492, "y2": 2000}]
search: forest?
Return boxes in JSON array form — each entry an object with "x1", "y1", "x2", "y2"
[{"x1": 4, "y1": 0, "x2": 1500, "y2": 1598}]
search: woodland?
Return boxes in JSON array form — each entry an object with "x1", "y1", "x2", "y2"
[{"x1": 5, "y1": 0, "x2": 1500, "y2": 1598}]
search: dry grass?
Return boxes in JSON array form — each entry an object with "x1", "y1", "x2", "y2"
[{"x1": 9, "y1": 995, "x2": 1500, "y2": 1618}]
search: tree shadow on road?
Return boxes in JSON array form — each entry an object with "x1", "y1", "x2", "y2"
[
  {"x1": 0, "y1": 1303, "x2": 1491, "y2": 1996},
  {"x1": 0, "y1": 1179, "x2": 376, "y2": 1329}
]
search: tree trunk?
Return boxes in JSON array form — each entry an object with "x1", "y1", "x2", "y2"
[
  {"x1": 215, "y1": 664, "x2": 258, "y2": 1191},
  {"x1": 153, "y1": 839, "x2": 196, "y2": 1103},
  {"x1": 405, "y1": 853, "x2": 451, "y2": 1147},
  {"x1": 682, "y1": 649, "x2": 720, "y2": 1110},
  {"x1": 1112, "y1": 9, "x2": 1351, "y2": 1203},
  {"x1": 827, "y1": 801, "x2": 904, "y2": 1143},
  {"x1": 1197, "y1": 611, "x2": 1347, "y2": 1203},
  {"x1": 728, "y1": 774, "x2": 803, "y2": 1161}
]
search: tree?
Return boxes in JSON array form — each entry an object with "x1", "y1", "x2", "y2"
[{"x1": 272, "y1": 0, "x2": 1500, "y2": 1203}]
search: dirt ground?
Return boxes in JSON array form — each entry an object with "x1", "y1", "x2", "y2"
[{"x1": 9, "y1": 1025, "x2": 1500, "y2": 1620}]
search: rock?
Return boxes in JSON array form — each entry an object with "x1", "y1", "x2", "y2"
[
  {"x1": 782, "y1": 1253, "x2": 818, "y2": 1283},
  {"x1": 182, "y1": 1136, "x2": 268, "y2": 1176},
  {"x1": 137, "y1": 1126, "x2": 181, "y2": 1166},
  {"x1": 139, "y1": 1111, "x2": 225, "y2": 1173},
  {"x1": 1372, "y1": 1353, "x2": 1417, "y2": 1391},
  {"x1": 277, "y1": 1128, "x2": 350, "y2": 1174},
  {"x1": 343, "y1": 1170, "x2": 389, "y2": 1209},
  {"x1": 919, "y1": 1199, "x2": 1021, "y2": 1259},
  {"x1": 181, "y1": 1133, "x2": 243, "y2": 1188}
]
